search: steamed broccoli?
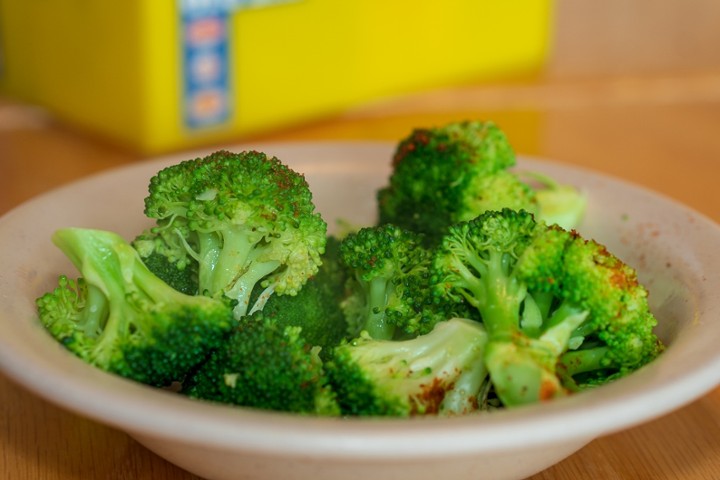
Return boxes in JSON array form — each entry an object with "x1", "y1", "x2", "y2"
[
  {"x1": 183, "y1": 237, "x2": 349, "y2": 413},
  {"x1": 36, "y1": 228, "x2": 234, "y2": 387},
  {"x1": 34, "y1": 136, "x2": 661, "y2": 419},
  {"x1": 339, "y1": 224, "x2": 469, "y2": 340},
  {"x1": 252, "y1": 235, "x2": 350, "y2": 353},
  {"x1": 184, "y1": 311, "x2": 340, "y2": 416},
  {"x1": 377, "y1": 120, "x2": 585, "y2": 243},
  {"x1": 327, "y1": 318, "x2": 489, "y2": 417},
  {"x1": 142, "y1": 150, "x2": 327, "y2": 319},
  {"x1": 133, "y1": 229, "x2": 199, "y2": 295},
  {"x1": 431, "y1": 209, "x2": 663, "y2": 406}
]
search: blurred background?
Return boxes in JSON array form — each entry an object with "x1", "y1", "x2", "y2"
[
  {"x1": 2, "y1": 0, "x2": 720, "y2": 211},
  {"x1": 1, "y1": 2, "x2": 719, "y2": 150},
  {"x1": 2, "y1": 1, "x2": 720, "y2": 478}
]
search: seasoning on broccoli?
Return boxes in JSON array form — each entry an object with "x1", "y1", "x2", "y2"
[
  {"x1": 34, "y1": 136, "x2": 662, "y2": 419},
  {"x1": 377, "y1": 120, "x2": 586, "y2": 244},
  {"x1": 431, "y1": 209, "x2": 664, "y2": 406},
  {"x1": 327, "y1": 318, "x2": 489, "y2": 417},
  {"x1": 143, "y1": 150, "x2": 327, "y2": 319}
]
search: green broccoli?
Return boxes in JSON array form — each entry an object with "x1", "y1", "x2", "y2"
[
  {"x1": 143, "y1": 150, "x2": 327, "y2": 319},
  {"x1": 377, "y1": 121, "x2": 535, "y2": 241},
  {"x1": 184, "y1": 236, "x2": 349, "y2": 413},
  {"x1": 133, "y1": 229, "x2": 199, "y2": 295},
  {"x1": 377, "y1": 120, "x2": 585, "y2": 242},
  {"x1": 251, "y1": 235, "x2": 350, "y2": 354},
  {"x1": 183, "y1": 311, "x2": 340, "y2": 416},
  {"x1": 327, "y1": 317, "x2": 489, "y2": 417},
  {"x1": 36, "y1": 228, "x2": 234, "y2": 387},
  {"x1": 431, "y1": 209, "x2": 663, "y2": 407},
  {"x1": 32, "y1": 133, "x2": 657, "y2": 419},
  {"x1": 339, "y1": 224, "x2": 469, "y2": 340},
  {"x1": 556, "y1": 237, "x2": 663, "y2": 390}
]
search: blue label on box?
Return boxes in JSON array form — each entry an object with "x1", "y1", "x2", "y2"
[
  {"x1": 179, "y1": 0, "x2": 297, "y2": 130},
  {"x1": 180, "y1": 3, "x2": 231, "y2": 129}
]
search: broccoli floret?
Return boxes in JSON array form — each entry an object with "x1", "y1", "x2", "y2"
[
  {"x1": 249, "y1": 235, "x2": 350, "y2": 354},
  {"x1": 556, "y1": 237, "x2": 664, "y2": 389},
  {"x1": 133, "y1": 230, "x2": 199, "y2": 295},
  {"x1": 377, "y1": 120, "x2": 537, "y2": 243},
  {"x1": 431, "y1": 209, "x2": 663, "y2": 407},
  {"x1": 36, "y1": 228, "x2": 234, "y2": 387},
  {"x1": 185, "y1": 237, "x2": 349, "y2": 412},
  {"x1": 339, "y1": 224, "x2": 469, "y2": 340},
  {"x1": 143, "y1": 150, "x2": 327, "y2": 319},
  {"x1": 184, "y1": 311, "x2": 340, "y2": 416},
  {"x1": 377, "y1": 120, "x2": 586, "y2": 242},
  {"x1": 327, "y1": 318, "x2": 489, "y2": 417}
]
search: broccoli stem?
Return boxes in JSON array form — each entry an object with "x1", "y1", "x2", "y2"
[
  {"x1": 532, "y1": 290, "x2": 555, "y2": 321},
  {"x1": 226, "y1": 259, "x2": 281, "y2": 319},
  {"x1": 538, "y1": 302, "x2": 589, "y2": 357},
  {"x1": 196, "y1": 227, "x2": 285, "y2": 319},
  {"x1": 83, "y1": 267, "x2": 131, "y2": 366},
  {"x1": 470, "y1": 251, "x2": 525, "y2": 341},
  {"x1": 51, "y1": 229, "x2": 127, "y2": 364},
  {"x1": 196, "y1": 231, "x2": 222, "y2": 294},
  {"x1": 363, "y1": 277, "x2": 395, "y2": 340},
  {"x1": 486, "y1": 299, "x2": 588, "y2": 406},
  {"x1": 520, "y1": 293, "x2": 543, "y2": 337},
  {"x1": 519, "y1": 291, "x2": 556, "y2": 337},
  {"x1": 559, "y1": 346, "x2": 611, "y2": 376},
  {"x1": 213, "y1": 228, "x2": 257, "y2": 295},
  {"x1": 131, "y1": 248, "x2": 198, "y2": 305},
  {"x1": 486, "y1": 339, "x2": 563, "y2": 406},
  {"x1": 93, "y1": 308, "x2": 128, "y2": 365},
  {"x1": 81, "y1": 284, "x2": 109, "y2": 338}
]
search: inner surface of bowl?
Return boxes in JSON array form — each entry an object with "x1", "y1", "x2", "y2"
[{"x1": 0, "y1": 142, "x2": 719, "y2": 480}]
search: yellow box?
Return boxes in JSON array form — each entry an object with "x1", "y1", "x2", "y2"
[{"x1": 0, "y1": 0, "x2": 553, "y2": 154}]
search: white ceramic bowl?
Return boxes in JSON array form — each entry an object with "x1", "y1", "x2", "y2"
[{"x1": 1, "y1": 142, "x2": 719, "y2": 480}]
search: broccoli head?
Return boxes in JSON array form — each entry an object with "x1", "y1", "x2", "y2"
[
  {"x1": 377, "y1": 120, "x2": 587, "y2": 242},
  {"x1": 431, "y1": 209, "x2": 664, "y2": 407},
  {"x1": 143, "y1": 150, "x2": 327, "y2": 319},
  {"x1": 339, "y1": 224, "x2": 468, "y2": 340},
  {"x1": 327, "y1": 317, "x2": 489, "y2": 417},
  {"x1": 183, "y1": 311, "x2": 340, "y2": 416},
  {"x1": 377, "y1": 120, "x2": 537, "y2": 243},
  {"x1": 185, "y1": 237, "x2": 350, "y2": 413},
  {"x1": 36, "y1": 228, "x2": 234, "y2": 387},
  {"x1": 250, "y1": 235, "x2": 350, "y2": 354},
  {"x1": 556, "y1": 237, "x2": 664, "y2": 388}
]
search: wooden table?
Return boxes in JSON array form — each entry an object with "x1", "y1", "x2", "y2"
[{"x1": 2, "y1": 71, "x2": 720, "y2": 479}]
